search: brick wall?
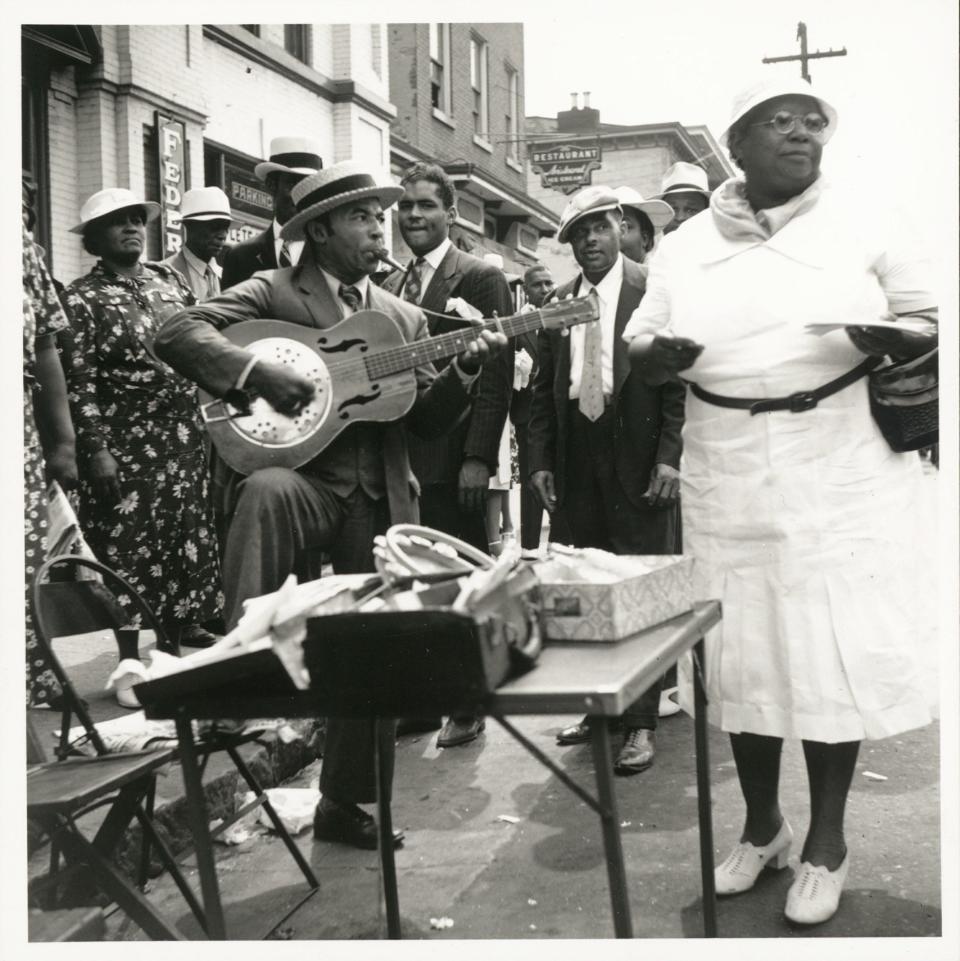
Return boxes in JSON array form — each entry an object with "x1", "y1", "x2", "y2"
[{"x1": 388, "y1": 22, "x2": 526, "y2": 189}]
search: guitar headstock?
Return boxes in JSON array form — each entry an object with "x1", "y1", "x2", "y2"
[{"x1": 538, "y1": 291, "x2": 600, "y2": 331}]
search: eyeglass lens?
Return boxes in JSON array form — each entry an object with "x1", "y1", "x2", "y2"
[{"x1": 770, "y1": 111, "x2": 827, "y2": 135}]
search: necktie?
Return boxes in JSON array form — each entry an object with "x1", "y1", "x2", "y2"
[
  {"x1": 205, "y1": 267, "x2": 219, "y2": 300},
  {"x1": 578, "y1": 314, "x2": 605, "y2": 421},
  {"x1": 278, "y1": 240, "x2": 292, "y2": 268},
  {"x1": 404, "y1": 257, "x2": 425, "y2": 303},
  {"x1": 339, "y1": 284, "x2": 363, "y2": 314}
]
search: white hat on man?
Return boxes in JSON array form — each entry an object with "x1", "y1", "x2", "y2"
[
  {"x1": 613, "y1": 186, "x2": 675, "y2": 229},
  {"x1": 179, "y1": 186, "x2": 235, "y2": 222},
  {"x1": 655, "y1": 162, "x2": 713, "y2": 203}
]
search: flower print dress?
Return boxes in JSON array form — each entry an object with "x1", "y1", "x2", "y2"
[
  {"x1": 64, "y1": 262, "x2": 223, "y2": 628},
  {"x1": 23, "y1": 225, "x2": 70, "y2": 705}
]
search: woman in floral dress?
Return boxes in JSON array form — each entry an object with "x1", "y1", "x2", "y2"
[
  {"x1": 23, "y1": 219, "x2": 77, "y2": 706},
  {"x1": 64, "y1": 189, "x2": 223, "y2": 662}
]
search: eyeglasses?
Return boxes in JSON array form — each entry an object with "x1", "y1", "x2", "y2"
[{"x1": 750, "y1": 111, "x2": 829, "y2": 139}]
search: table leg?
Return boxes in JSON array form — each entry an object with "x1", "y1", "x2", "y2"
[
  {"x1": 587, "y1": 716, "x2": 633, "y2": 939},
  {"x1": 174, "y1": 712, "x2": 225, "y2": 939},
  {"x1": 693, "y1": 639, "x2": 717, "y2": 937},
  {"x1": 374, "y1": 717, "x2": 402, "y2": 939}
]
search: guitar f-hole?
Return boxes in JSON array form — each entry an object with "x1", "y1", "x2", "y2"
[
  {"x1": 338, "y1": 386, "x2": 382, "y2": 418},
  {"x1": 317, "y1": 336, "x2": 368, "y2": 354}
]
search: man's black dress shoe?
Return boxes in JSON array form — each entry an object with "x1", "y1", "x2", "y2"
[
  {"x1": 179, "y1": 625, "x2": 219, "y2": 648},
  {"x1": 556, "y1": 716, "x2": 623, "y2": 745},
  {"x1": 313, "y1": 798, "x2": 404, "y2": 850},
  {"x1": 614, "y1": 728, "x2": 656, "y2": 776},
  {"x1": 436, "y1": 716, "x2": 485, "y2": 748},
  {"x1": 396, "y1": 717, "x2": 443, "y2": 736}
]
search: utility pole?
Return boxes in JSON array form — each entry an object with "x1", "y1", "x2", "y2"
[{"x1": 762, "y1": 22, "x2": 847, "y2": 82}]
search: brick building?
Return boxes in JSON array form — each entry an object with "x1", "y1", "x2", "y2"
[
  {"x1": 525, "y1": 94, "x2": 736, "y2": 282},
  {"x1": 387, "y1": 22, "x2": 558, "y2": 281},
  {"x1": 22, "y1": 24, "x2": 395, "y2": 286}
]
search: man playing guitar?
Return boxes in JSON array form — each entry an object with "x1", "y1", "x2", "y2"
[{"x1": 154, "y1": 161, "x2": 507, "y2": 851}]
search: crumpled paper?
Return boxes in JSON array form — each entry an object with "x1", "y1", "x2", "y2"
[
  {"x1": 444, "y1": 297, "x2": 484, "y2": 323},
  {"x1": 513, "y1": 348, "x2": 533, "y2": 390}
]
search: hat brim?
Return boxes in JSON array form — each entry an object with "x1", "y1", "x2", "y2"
[
  {"x1": 654, "y1": 186, "x2": 713, "y2": 203},
  {"x1": 619, "y1": 198, "x2": 676, "y2": 229},
  {"x1": 179, "y1": 212, "x2": 237, "y2": 224},
  {"x1": 69, "y1": 201, "x2": 161, "y2": 234},
  {"x1": 721, "y1": 92, "x2": 838, "y2": 147},
  {"x1": 255, "y1": 161, "x2": 320, "y2": 182},
  {"x1": 280, "y1": 185, "x2": 405, "y2": 241},
  {"x1": 557, "y1": 202, "x2": 622, "y2": 244}
]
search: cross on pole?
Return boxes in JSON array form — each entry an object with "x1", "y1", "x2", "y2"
[{"x1": 762, "y1": 21, "x2": 847, "y2": 82}]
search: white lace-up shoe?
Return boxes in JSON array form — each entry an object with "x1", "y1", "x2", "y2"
[
  {"x1": 784, "y1": 852, "x2": 849, "y2": 924},
  {"x1": 715, "y1": 819, "x2": 793, "y2": 895}
]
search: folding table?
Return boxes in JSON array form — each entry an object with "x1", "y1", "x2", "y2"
[{"x1": 139, "y1": 599, "x2": 721, "y2": 940}]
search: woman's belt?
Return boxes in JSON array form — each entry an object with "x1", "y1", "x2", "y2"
[{"x1": 687, "y1": 358, "x2": 881, "y2": 416}]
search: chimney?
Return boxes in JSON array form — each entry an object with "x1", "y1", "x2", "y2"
[
  {"x1": 557, "y1": 93, "x2": 600, "y2": 133},
  {"x1": 582, "y1": 91, "x2": 591, "y2": 108},
  {"x1": 570, "y1": 92, "x2": 579, "y2": 110}
]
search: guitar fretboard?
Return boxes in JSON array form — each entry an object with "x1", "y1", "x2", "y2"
[{"x1": 362, "y1": 305, "x2": 588, "y2": 380}]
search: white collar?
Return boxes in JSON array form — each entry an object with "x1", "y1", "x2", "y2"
[
  {"x1": 580, "y1": 253, "x2": 624, "y2": 300},
  {"x1": 320, "y1": 267, "x2": 370, "y2": 303},
  {"x1": 181, "y1": 244, "x2": 221, "y2": 277},
  {"x1": 419, "y1": 236, "x2": 452, "y2": 271}
]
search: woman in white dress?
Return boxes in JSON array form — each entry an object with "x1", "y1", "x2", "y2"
[{"x1": 623, "y1": 77, "x2": 937, "y2": 925}]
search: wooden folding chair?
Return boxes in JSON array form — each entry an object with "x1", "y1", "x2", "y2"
[
  {"x1": 27, "y1": 714, "x2": 192, "y2": 940},
  {"x1": 30, "y1": 554, "x2": 319, "y2": 935}
]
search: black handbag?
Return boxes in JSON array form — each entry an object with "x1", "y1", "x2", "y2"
[{"x1": 868, "y1": 348, "x2": 938, "y2": 452}]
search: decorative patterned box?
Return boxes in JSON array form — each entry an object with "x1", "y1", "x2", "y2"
[{"x1": 535, "y1": 554, "x2": 694, "y2": 642}]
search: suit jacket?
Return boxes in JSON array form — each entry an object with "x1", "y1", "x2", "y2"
[
  {"x1": 384, "y1": 244, "x2": 513, "y2": 486},
  {"x1": 221, "y1": 225, "x2": 304, "y2": 290},
  {"x1": 510, "y1": 325, "x2": 540, "y2": 428},
  {"x1": 154, "y1": 261, "x2": 473, "y2": 525},
  {"x1": 161, "y1": 249, "x2": 220, "y2": 301},
  {"x1": 526, "y1": 256, "x2": 685, "y2": 510}
]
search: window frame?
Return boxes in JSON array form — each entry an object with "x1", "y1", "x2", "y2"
[
  {"x1": 283, "y1": 24, "x2": 311, "y2": 66},
  {"x1": 470, "y1": 35, "x2": 489, "y2": 141},
  {"x1": 429, "y1": 23, "x2": 452, "y2": 119}
]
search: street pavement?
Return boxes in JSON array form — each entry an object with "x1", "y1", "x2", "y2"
[{"x1": 49, "y1": 464, "x2": 947, "y2": 947}]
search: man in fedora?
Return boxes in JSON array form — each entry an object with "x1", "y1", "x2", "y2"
[
  {"x1": 221, "y1": 136, "x2": 323, "y2": 289},
  {"x1": 655, "y1": 161, "x2": 712, "y2": 234},
  {"x1": 527, "y1": 185, "x2": 685, "y2": 775},
  {"x1": 155, "y1": 161, "x2": 508, "y2": 849},
  {"x1": 162, "y1": 187, "x2": 234, "y2": 301},
  {"x1": 613, "y1": 186, "x2": 675, "y2": 268}
]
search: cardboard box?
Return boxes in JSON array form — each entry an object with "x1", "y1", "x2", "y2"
[{"x1": 536, "y1": 555, "x2": 694, "y2": 642}]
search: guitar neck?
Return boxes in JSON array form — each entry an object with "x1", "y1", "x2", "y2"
[{"x1": 364, "y1": 309, "x2": 552, "y2": 379}]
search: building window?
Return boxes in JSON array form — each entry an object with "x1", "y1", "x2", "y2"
[
  {"x1": 241, "y1": 25, "x2": 260, "y2": 37},
  {"x1": 505, "y1": 66, "x2": 520, "y2": 162},
  {"x1": 470, "y1": 36, "x2": 489, "y2": 139},
  {"x1": 284, "y1": 24, "x2": 310, "y2": 65},
  {"x1": 429, "y1": 23, "x2": 452, "y2": 115}
]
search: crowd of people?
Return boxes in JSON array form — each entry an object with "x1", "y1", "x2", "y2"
[{"x1": 23, "y1": 74, "x2": 937, "y2": 928}]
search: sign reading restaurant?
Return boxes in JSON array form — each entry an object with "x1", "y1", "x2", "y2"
[{"x1": 530, "y1": 141, "x2": 602, "y2": 195}]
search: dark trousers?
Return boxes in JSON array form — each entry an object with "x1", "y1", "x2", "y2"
[
  {"x1": 417, "y1": 482, "x2": 489, "y2": 552},
  {"x1": 222, "y1": 467, "x2": 394, "y2": 804},
  {"x1": 553, "y1": 405, "x2": 681, "y2": 730},
  {"x1": 515, "y1": 420, "x2": 544, "y2": 550}
]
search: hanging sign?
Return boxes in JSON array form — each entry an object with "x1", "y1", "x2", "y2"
[
  {"x1": 155, "y1": 111, "x2": 187, "y2": 255},
  {"x1": 530, "y1": 141, "x2": 602, "y2": 195}
]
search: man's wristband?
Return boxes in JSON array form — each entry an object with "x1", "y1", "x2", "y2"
[{"x1": 235, "y1": 355, "x2": 259, "y2": 391}]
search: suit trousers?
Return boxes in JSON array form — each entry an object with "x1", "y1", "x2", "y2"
[
  {"x1": 222, "y1": 467, "x2": 394, "y2": 804},
  {"x1": 554, "y1": 405, "x2": 681, "y2": 730},
  {"x1": 418, "y1": 482, "x2": 489, "y2": 553},
  {"x1": 515, "y1": 420, "x2": 544, "y2": 551}
]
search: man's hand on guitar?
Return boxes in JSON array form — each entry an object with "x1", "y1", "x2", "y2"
[
  {"x1": 246, "y1": 360, "x2": 316, "y2": 417},
  {"x1": 456, "y1": 330, "x2": 509, "y2": 375}
]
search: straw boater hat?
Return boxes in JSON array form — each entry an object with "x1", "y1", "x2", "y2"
[
  {"x1": 254, "y1": 137, "x2": 324, "y2": 182},
  {"x1": 179, "y1": 186, "x2": 235, "y2": 223},
  {"x1": 654, "y1": 162, "x2": 713, "y2": 203},
  {"x1": 280, "y1": 161, "x2": 404, "y2": 241},
  {"x1": 613, "y1": 186, "x2": 675, "y2": 229},
  {"x1": 557, "y1": 185, "x2": 622, "y2": 244},
  {"x1": 69, "y1": 188, "x2": 160, "y2": 234},
  {"x1": 720, "y1": 77, "x2": 838, "y2": 147}
]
